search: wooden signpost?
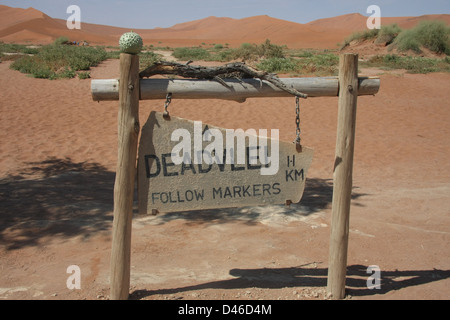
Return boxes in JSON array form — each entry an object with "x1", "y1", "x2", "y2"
[
  {"x1": 91, "y1": 52, "x2": 379, "y2": 300},
  {"x1": 138, "y1": 111, "x2": 313, "y2": 214}
]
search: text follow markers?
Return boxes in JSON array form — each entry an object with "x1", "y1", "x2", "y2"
[{"x1": 138, "y1": 111, "x2": 313, "y2": 214}]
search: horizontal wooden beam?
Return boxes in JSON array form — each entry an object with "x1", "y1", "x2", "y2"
[{"x1": 91, "y1": 77, "x2": 380, "y2": 102}]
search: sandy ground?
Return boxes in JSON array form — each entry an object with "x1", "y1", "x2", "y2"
[{"x1": 0, "y1": 58, "x2": 449, "y2": 300}]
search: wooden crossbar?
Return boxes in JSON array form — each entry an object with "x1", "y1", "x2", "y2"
[{"x1": 91, "y1": 76, "x2": 380, "y2": 102}]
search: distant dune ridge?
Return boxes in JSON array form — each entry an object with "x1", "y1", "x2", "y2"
[{"x1": 0, "y1": 5, "x2": 449, "y2": 48}]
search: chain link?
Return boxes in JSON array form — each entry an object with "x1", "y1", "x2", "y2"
[
  {"x1": 163, "y1": 92, "x2": 172, "y2": 119},
  {"x1": 293, "y1": 96, "x2": 302, "y2": 151},
  {"x1": 295, "y1": 96, "x2": 301, "y2": 141}
]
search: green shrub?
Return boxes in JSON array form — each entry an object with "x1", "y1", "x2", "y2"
[
  {"x1": 22, "y1": 47, "x2": 40, "y2": 54},
  {"x1": 393, "y1": 20, "x2": 450, "y2": 54},
  {"x1": 310, "y1": 53, "x2": 339, "y2": 67},
  {"x1": 0, "y1": 53, "x2": 25, "y2": 62},
  {"x1": 289, "y1": 49, "x2": 314, "y2": 58},
  {"x1": 139, "y1": 51, "x2": 161, "y2": 71},
  {"x1": 59, "y1": 67, "x2": 76, "y2": 79},
  {"x1": 231, "y1": 43, "x2": 259, "y2": 61},
  {"x1": 69, "y1": 57, "x2": 92, "y2": 71},
  {"x1": 32, "y1": 67, "x2": 56, "y2": 79},
  {"x1": 230, "y1": 43, "x2": 257, "y2": 60},
  {"x1": 257, "y1": 53, "x2": 339, "y2": 75},
  {"x1": 0, "y1": 42, "x2": 27, "y2": 53},
  {"x1": 391, "y1": 56, "x2": 441, "y2": 73},
  {"x1": 383, "y1": 54, "x2": 400, "y2": 63},
  {"x1": 342, "y1": 24, "x2": 402, "y2": 48},
  {"x1": 54, "y1": 36, "x2": 71, "y2": 46},
  {"x1": 208, "y1": 49, "x2": 234, "y2": 62},
  {"x1": 78, "y1": 71, "x2": 91, "y2": 79},
  {"x1": 0, "y1": 43, "x2": 41, "y2": 55},
  {"x1": 393, "y1": 29, "x2": 422, "y2": 53},
  {"x1": 297, "y1": 53, "x2": 339, "y2": 75},
  {"x1": 363, "y1": 54, "x2": 450, "y2": 73},
  {"x1": 11, "y1": 55, "x2": 40, "y2": 74},
  {"x1": 172, "y1": 47, "x2": 210, "y2": 60},
  {"x1": 342, "y1": 28, "x2": 379, "y2": 48},
  {"x1": 415, "y1": 20, "x2": 450, "y2": 54},
  {"x1": 258, "y1": 39, "x2": 285, "y2": 58},
  {"x1": 10, "y1": 44, "x2": 108, "y2": 79},
  {"x1": 375, "y1": 24, "x2": 402, "y2": 45},
  {"x1": 230, "y1": 39, "x2": 285, "y2": 61},
  {"x1": 257, "y1": 57, "x2": 298, "y2": 73}
]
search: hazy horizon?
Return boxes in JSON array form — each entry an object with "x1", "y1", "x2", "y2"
[{"x1": 1, "y1": 0, "x2": 449, "y2": 29}]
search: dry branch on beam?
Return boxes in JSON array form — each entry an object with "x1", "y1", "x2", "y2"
[{"x1": 139, "y1": 61, "x2": 308, "y2": 98}]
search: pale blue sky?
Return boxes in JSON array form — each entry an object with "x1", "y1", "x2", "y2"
[{"x1": 1, "y1": 0, "x2": 449, "y2": 29}]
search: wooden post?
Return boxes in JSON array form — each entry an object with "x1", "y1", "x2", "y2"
[
  {"x1": 327, "y1": 53, "x2": 359, "y2": 299},
  {"x1": 110, "y1": 53, "x2": 140, "y2": 300}
]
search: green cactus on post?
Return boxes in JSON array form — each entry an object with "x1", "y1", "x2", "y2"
[{"x1": 119, "y1": 31, "x2": 143, "y2": 54}]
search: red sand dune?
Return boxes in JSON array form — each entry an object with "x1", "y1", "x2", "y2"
[
  {"x1": 0, "y1": 6, "x2": 46, "y2": 29},
  {"x1": 308, "y1": 12, "x2": 450, "y2": 30},
  {"x1": 1, "y1": 5, "x2": 449, "y2": 48}
]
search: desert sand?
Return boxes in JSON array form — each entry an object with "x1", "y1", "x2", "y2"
[
  {"x1": 1, "y1": 57, "x2": 449, "y2": 300},
  {"x1": 0, "y1": 6, "x2": 449, "y2": 301}
]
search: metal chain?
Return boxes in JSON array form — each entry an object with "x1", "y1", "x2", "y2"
[
  {"x1": 294, "y1": 96, "x2": 302, "y2": 152},
  {"x1": 163, "y1": 92, "x2": 172, "y2": 119}
]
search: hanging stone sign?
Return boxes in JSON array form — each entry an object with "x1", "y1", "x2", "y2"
[{"x1": 138, "y1": 111, "x2": 313, "y2": 214}]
